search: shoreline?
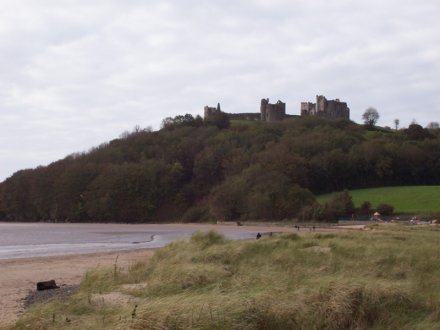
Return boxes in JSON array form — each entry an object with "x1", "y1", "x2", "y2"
[{"x1": 0, "y1": 222, "x2": 299, "y2": 261}]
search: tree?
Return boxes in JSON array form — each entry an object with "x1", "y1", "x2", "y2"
[
  {"x1": 427, "y1": 122, "x2": 440, "y2": 130},
  {"x1": 210, "y1": 176, "x2": 246, "y2": 220},
  {"x1": 321, "y1": 190, "x2": 355, "y2": 220},
  {"x1": 359, "y1": 201, "x2": 372, "y2": 215},
  {"x1": 404, "y1": 123, "x2": 433, "y2": 140},
  {"x1": 376, "y1": 203, "x2": 394, "y2": 216},
  {"x1": 426, "y1": 122, "x2": 440, "y2": 137},
  {"x1": 362, "y1": 107, "x2": 380, "y2": 127},
  {"x1": 394, "y1": 119, "x2": 400, "y2": 131},
  {"x1": 204, "y1": 111, "x2": 230, "y2": 129},
  {"x1": 161, "y1": 114, "x2": 202, "y2": 130}
]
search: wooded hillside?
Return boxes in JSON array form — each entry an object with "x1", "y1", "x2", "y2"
[{"x1": 1, "y1": 116, "x2": 439, "y2": 222}]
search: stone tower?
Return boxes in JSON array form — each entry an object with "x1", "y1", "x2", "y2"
[
  {"x1": 260, "y1": 99, "x2": 286, "y2": 122},
  {"x1": 260, "y1": 98, "x2": 269, "y2": 121}
]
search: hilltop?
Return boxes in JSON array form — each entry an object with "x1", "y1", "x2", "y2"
[{"x1": 1, "y1": 115, "x2": 440, "y2": 223}]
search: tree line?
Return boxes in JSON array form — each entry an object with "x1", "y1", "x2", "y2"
[{"x1": 1, "y1": 114, "x2": 439, "y2": 223}]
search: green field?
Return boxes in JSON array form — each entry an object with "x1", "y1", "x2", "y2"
[
  {"x1": 317, "y1": 186, "x2": 440, "y2": 214},
  {"x1": 15, "y1": 227, "x2": 440, "y2": 329}
]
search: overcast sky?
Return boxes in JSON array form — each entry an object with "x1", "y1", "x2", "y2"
[{"x1": 1, "y1": 0, "x2": 439, "y2": 181}]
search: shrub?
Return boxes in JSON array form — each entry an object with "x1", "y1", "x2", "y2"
[
  {"x1": 321, "y1": 190, "x2": 355, "y2": 221},
  {"x1": 297, "y1": 203, "x2": 322, "y2": 221},
  {"x1": 376, "y1": 203, "x2": 394, "y2": 216},
  {"x1": 181, "y1": 206, "x2": 209, "y2": 223},
  {"x1": 359, "y1": 201, "x2": 372, "y2": 215}
]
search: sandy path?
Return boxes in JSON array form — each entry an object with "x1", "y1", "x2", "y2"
[{"x1": 0, "y1": 248, "x2": 155, "y2": 327}]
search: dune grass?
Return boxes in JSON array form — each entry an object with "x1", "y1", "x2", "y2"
[
  {"x1": 317, "y1": 186, "x2": 440, "y2": 215},
  {"x1": 15, "y1": 226, "x2": 440, "y2": 329}
]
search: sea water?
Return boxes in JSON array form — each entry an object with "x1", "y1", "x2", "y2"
[{"x1": 0, "y1": 222, "x2": 259, "y2": 259}]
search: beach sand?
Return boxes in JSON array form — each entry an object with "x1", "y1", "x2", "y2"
[{"x1": 0, "y1": 248, "x2": 155, "y2": 327}]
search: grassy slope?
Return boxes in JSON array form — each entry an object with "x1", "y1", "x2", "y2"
[
  {"x1": 317, "y1": 186, "x2": 440, "y2": 214},
  {"x1": 15, "y1": 227, "x2": 440, "y2": 329}
]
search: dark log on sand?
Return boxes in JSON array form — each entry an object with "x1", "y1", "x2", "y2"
[{"x1": 36, "y1": 280, "x2": 59, "y2": 291}]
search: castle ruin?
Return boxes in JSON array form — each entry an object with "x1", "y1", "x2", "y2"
[
  {"x1": 260, "y1": 99, "x2": 286, "y2": 122},
  {"x1": 204, "y1": 103, "x2": 222, "y2": 118},
  {"x1": 203, "y1": 95, "x2": 348, "y2": 123},
  {"x1": 204, "y1": 99, "x2": 289, "y2": 123},
  {"x1": 300, "y1": 95, "x2": 350, "y2": 120}
]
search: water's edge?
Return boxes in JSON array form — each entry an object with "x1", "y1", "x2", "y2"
[{"x1": 0, "y1": 223, "x2": 261, "y2": 260}]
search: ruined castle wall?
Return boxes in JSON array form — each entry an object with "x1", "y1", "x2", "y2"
[
  {"x1": 204, "y1": 103, "x2": 223, "y2": 120},
  {"x1": 316, "y1": 95, "x2": 327, "y2": 112},
  {"x1": 204, "y1": 106, "x2": 217, "y2": 119},
  {"x1": 325, "y1": 101, "x2": 349, "y2": 119},
  {"x1": 300, "y1": 95, "x2": 350, "y2": 120},
  {"x1": 266, "y1": 102, "x2": 285, "y2": 122},
  {"x1": 260, "y1": 99, "x2": 268, "y2": 121},
  {"x1": 301, "y1": 102, "x2": 315, "y2": 116},
  {"x1": 227, "y1": 113, "x2": 261, "y2": 121}
]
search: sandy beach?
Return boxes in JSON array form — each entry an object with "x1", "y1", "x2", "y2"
[
  {"x1": 0, "y1": 223, "x2": 364, "y2": 327},
  {"x1": 0, "y1": 248, "x2": 155, "y2": 327}
]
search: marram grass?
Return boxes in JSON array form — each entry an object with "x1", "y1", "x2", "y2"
[{"x1": 15, "y1": 225, "x2": 440, "y2": 329}]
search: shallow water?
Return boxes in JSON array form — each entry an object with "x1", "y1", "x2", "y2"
[{"x1": 0, "y1": 222, "x2": 260, "y2": 259}]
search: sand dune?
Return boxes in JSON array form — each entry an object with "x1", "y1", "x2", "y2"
[{"x1": 0, "y1": 223, "x2": 363, "y2": 326}]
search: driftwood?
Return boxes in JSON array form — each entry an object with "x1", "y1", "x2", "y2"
[{"x1": 36, "y1": 280, "x2": 59, "y2": 291}]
